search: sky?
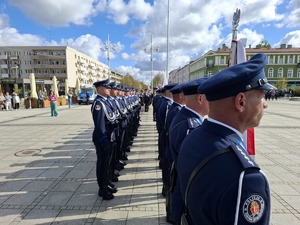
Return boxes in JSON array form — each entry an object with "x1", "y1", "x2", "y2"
[{"x1": 0, "y1": 0, "x2": 299, "y2": 85}]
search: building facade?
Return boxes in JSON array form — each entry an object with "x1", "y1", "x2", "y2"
[
  {"x1": 0, "y1": 46, "x2": 123, "y2": 96},
  {"x1": 168, "y1": 64, "x2": 191, "y2": 84},
  {"x1": 176, "y1": 44, "x2": 300, "y2": 86}
]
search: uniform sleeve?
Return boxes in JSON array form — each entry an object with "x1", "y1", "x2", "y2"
[
  {"x1": 218, "y1": 170, "x2": 271, "y2": 225},
  {"x1": 92, "y1": 101, "x2": 108, "y2": 143}
]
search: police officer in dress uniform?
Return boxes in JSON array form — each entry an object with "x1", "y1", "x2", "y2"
[
  {"x1": 177, "y1": 53, "x2": 274, "y2": 224},
  {"x1": 157, "y1": 83, "x2": 177, "y2": 196},
  {"x1": 144, "y1": 89, "x2": 151, "y2": 112},
  {"x1": 91, "y1": 79, "x2": 117, "y2": 200},
  {"x1": 167, "y1": 78, "x2": 209, "y2": 225}
]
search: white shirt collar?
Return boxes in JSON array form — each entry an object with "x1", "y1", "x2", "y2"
[
  {"x1": 184, "y1": 106, "x2": 204, "y2": 122},
  {"x1": 207, "y1": 117, "x2": 244, "y2": 141}
]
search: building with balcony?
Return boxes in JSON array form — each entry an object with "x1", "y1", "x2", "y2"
[{"x1": 0, "y1": 46, "x2": 123, "y2": 96}]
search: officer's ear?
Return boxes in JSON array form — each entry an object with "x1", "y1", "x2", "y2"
[{"x1": 235, "y1": 92, "x2": 246, "y2": 112}]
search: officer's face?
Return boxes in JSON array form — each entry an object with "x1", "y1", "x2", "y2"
[
  {"x1": 244, "y1": 90, "x2": 267, "y2": 128},
  {"x1": 98, "y1": 86, "x2": 110, "y2": 97}
]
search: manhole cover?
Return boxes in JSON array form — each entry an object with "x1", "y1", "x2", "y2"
[{"x1": 15, "y1": 149, "x2": 41, "y2": 157}]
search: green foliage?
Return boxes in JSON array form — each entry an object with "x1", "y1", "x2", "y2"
[
  {"x1": 152, "y1": 73, "x2": 164, "y2": 87},
  {"x1": 276, "y1": 78, "x2": 288, "y2": 90},
  {"x1": 13, "y1": 87, "x2": 23, "y2": 95},
  {"x1": 121, "y1": 74, "x2": 148, "y2": 89}
]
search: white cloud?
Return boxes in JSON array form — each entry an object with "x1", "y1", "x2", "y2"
[
  {"x1": 9, "y1": 0, "x2": 100, "y2": 26},
  {"x1": 2, "y1": 0, "x2": 300, "y2": 83},
  {"x1": 61, "y1": 34, "x2": 102, "y2": 59},
  {"x1": 106, "y1": 0, "x2": 152, "y2": 24},
  {"x1": 0, "y1": 27, "x2": 49, "y2": 46},
  {"x1": 274, "y1": 30, "x2": 300, "y2": 47},
  {"x1": 282, "y1": 8, "x2": 300, "y2": 28},
  {"x1": 0, "y1": 14, "x2": 10, "y2": 29}
]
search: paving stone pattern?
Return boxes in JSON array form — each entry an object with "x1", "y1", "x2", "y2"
[{"x1": 0, "y1": 99, "x2": 299, "y2": 225}]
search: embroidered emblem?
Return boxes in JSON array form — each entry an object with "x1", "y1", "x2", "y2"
[
  {"x1": 95, "y1": 105, "x2": 101, "y2": 111},
  {"x1": 243, "y1": 194, "x2": 265, "y2": 223}
]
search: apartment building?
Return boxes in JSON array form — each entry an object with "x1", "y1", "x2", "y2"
[
  {"x1": 0, "y1": 46, "x2": 123, "y2": 96},
  {"x1": 169, "y1": 64, "x2": 191, "y2": 84},
  {"x1": 173, "y1": 44, "x2": 300, "y2": 86}
]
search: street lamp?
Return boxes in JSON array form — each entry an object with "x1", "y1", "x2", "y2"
[
  {"x1": 101, "y1": 34, "x2": 117, "y2": 79},
  {"x1": 144, "y1": 34, "x2": 159, "y2": 90}
]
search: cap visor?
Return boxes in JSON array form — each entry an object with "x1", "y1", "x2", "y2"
[{"x1": 257, "y1": 83, "x2": 277, "y2": 91}]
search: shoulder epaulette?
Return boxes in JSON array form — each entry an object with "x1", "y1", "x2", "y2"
[
  {"x1": 187, "y1": 118, "x2": 202, "y2": 129},
  {"x1": 229, "y1": 142, "x2": 260, "y2": 170}
]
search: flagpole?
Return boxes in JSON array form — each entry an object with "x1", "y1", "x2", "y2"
[
  {"x1": 166, "y1": 0, "x2": 170, "y2": 82},
  {"x1": 229, "y1": 9, "x2": 256, "y2": 160}
]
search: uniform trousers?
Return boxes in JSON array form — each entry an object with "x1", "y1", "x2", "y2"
[{"x1": 95, "y1": 142, "x2": 111, "y2": 189}]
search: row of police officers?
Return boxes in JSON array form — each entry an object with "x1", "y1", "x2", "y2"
[
  {"x1": 91, "y1": 79, "x2": 141, "y2": 200},
  {"x1": 153, "y1": 54, "x2": 274, "y2": 225}
]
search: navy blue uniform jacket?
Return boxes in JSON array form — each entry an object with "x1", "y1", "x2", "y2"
[
  {"x1": 91, "y1": 95, "x2": 115, "y2": 145},
  {"x1": 177, "y1": 120, "x2": 271, "y2": 225}
]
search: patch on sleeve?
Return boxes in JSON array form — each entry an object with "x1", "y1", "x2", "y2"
[
  {"x1": 243, "y1": 194, "x2": 265, "y2": 223},
  {"x1": 95, "y1": 105, "x2": 101, "y2": 111}
]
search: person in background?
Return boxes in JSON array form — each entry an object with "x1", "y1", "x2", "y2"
[
  {"x1": 67, "y1": 88, "x2": 73, "y2": 108},
  {"x1": 0, "y1": 92, "x2": 5, "y2": 110},
  {"x1": 48, "y1": 91, "x2": 58, "y2": 116},
  {"x1": 5, "y1": 92, "x2": 12, "y2": 111},
  {"x1": 86, "y1": 91, "x2": 90, "y2": 105},
  {"x1": 14, "y1": 93, "x2": 20, "y2": 110},
  {"x1": 38, "y1": 90, "x2": 44, "y2": 108}
]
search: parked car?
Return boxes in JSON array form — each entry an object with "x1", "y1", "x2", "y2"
[{"x1": 77, "y1": 87, "x2": 96, "y2": 104}]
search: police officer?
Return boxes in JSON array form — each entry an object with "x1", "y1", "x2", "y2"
[
  {"x1": 167, "y1": 78, "x2": 209, "y2": 225},
  {"x1": 178, "y1": 53, "x2": 274, "y2": 224},
  {"x1": 91, "y1": 79, "x2": 117, "y2": 200},
  {"x1": 164, "y1": 83, "x2": 185, "y2": 224},
  {"x1": 156, "y1": 83, "x2": 177, "y2": 197},
  {"x1": 144, "y1": 89, "x2": 151, "y2": 112}
]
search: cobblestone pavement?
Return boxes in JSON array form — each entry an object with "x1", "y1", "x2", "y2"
[{"x1": 0, "y1": 98, "x2": 299, "y2": 225}]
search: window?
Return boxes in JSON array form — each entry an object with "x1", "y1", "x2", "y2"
[
  {"x1": 277, "y1": 68, "x2": 283, "y2": 78},
  {"x1": 268, "y1": 57, "x2": 274, "y2": 64},
  {"x1": 288, "y1": 57, "x2": 294, "y2": 64},
  {"x1": 278, "y1": 57, "x2": 283, "y2": 64},
  {"x1": 287, "y1": 69, "x2": 293, "y2": 78},
  {"x1": 268, "y1": 68, "x2": 274, "y2": 78},
  {"x1": 297, "y1": 70, "x2": 300, "y2": 78}
]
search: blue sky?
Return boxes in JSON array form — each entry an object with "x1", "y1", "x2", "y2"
[{"x1": 0, "y1": 0, "x2": 299, "y2": 85}]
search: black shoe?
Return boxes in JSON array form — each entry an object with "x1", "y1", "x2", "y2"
[
  {"x1": 114, "y1": 170, "x2": 120, "y2": 177},
  {"x1": 98, "y1": 189, "x2": 114, "y2": 200},
  {"x1": 108, "y1": 182, "x2": 115, "y2": 188},
  {"x1": 107, "y1": 185, "x2": 118, "y2": 193},
  {"x1": 115, "y1": 164, "x2": 124, "y2": 171},
  {"x1": 119, "y1": 160, "x2": 127, "y2": 166},
  {"x1": 120, "y1": 155, "x2": 128, "y2": 160},
  {"x1": 162, "y1": 186, "x2": 166, "y2": 197}
]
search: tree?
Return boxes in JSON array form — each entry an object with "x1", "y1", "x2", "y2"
[
  {"x1": 152, "y1": 73, "x2": 164, "y2": 88},
  {"x1": 259, "y1": 40, "x2": 271, "y2": 48},
  {"x1": 121, "y1": 74, "x2": 148, "y2": 90},
  {"x1": 276, "y1": 78, "x2": 288, "y2": 90}
]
